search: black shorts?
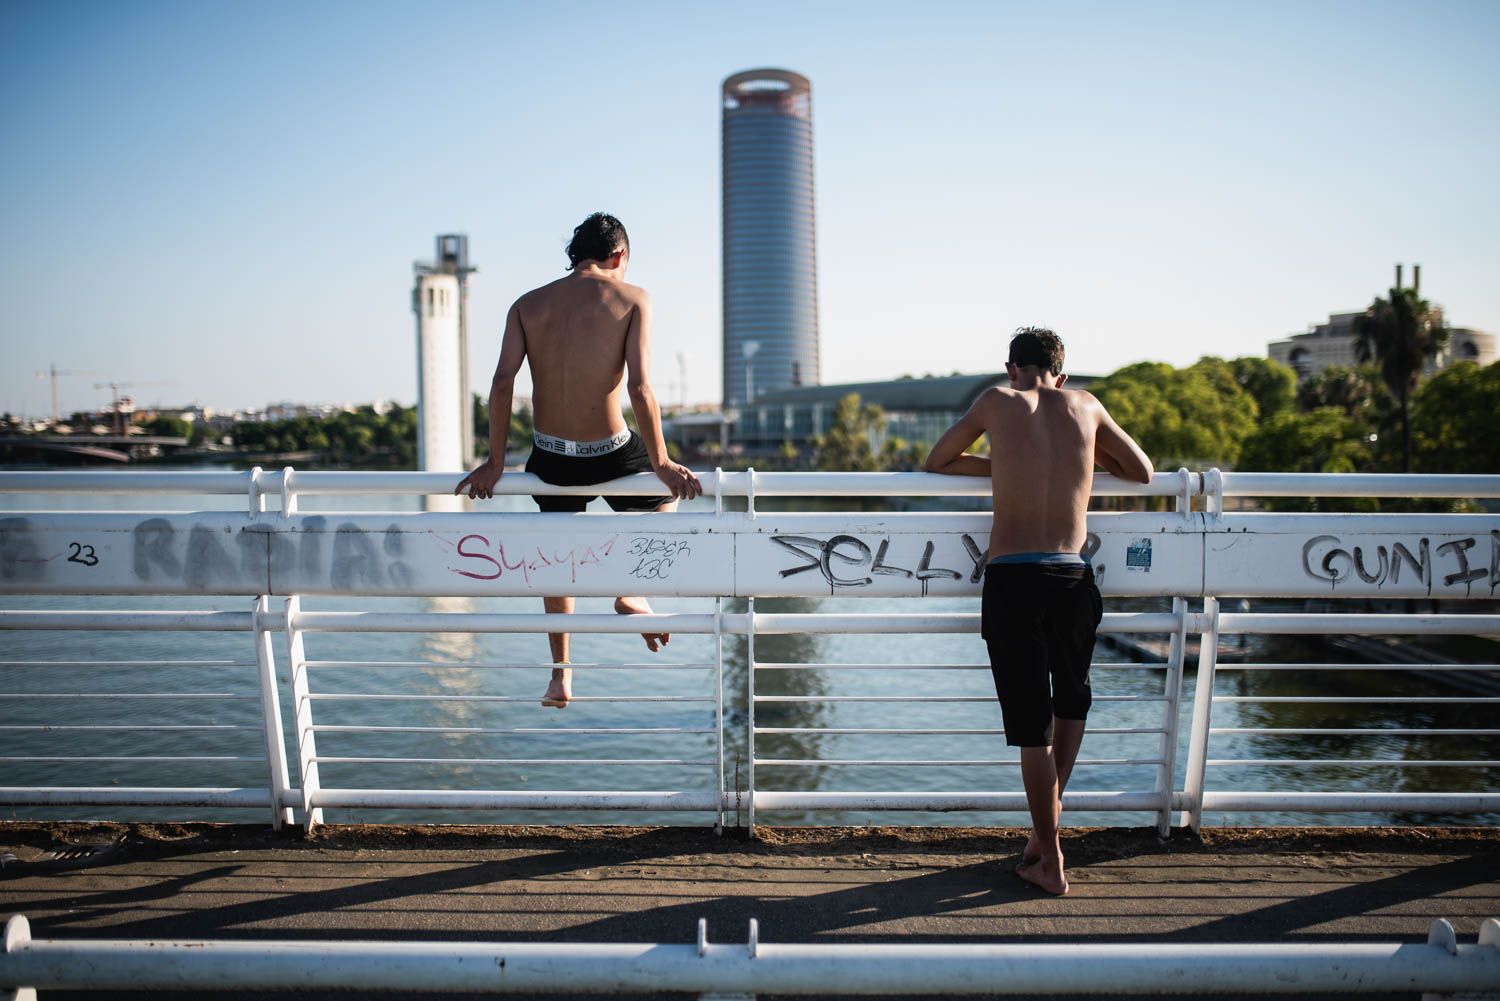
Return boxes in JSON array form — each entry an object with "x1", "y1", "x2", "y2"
[
  {"x1": 524, "y1": 431, "x2": 674, "y2": 513},
  {"x1": 980, "y1": 562, "x2": 1103, "y2": 747}
]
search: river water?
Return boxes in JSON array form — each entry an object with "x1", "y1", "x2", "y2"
[{"x1": 2, "y1": 490, "x2": 1495, "y2": 829}]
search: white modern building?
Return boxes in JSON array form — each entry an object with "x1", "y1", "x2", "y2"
[
  {"x1": 1269, "y1": 312, "x2": 1494, "y2": 381},
  {"x1": 1269, "y1": 265, "x2": 1495, "y2": 380}
]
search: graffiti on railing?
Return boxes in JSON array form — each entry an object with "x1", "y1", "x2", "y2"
[
  {"x1": 770, "y1": 533, "x2": 988, "y2": 595},
  {"x1": 449, "y1": 534, "x2": 693, "y2": 585},
  {"x1": 1301, "y1": 531, "x2": 1499, "y2": 596}
]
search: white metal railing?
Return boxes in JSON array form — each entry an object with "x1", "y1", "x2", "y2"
[
  {"x1": 3, "y1": 914, "x2": 1498, "y2": 998},
  {"x1": 1, "y1": 468, "x2": 1497, "y2": 833}
]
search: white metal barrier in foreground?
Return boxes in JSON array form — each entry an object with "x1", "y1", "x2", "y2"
[
  {"x1": 0, "y1": 469, "x2": 1497, "y2": 834},
  {"x1": 3, "y1": 914, "x2": 1499, "y2": 998}
]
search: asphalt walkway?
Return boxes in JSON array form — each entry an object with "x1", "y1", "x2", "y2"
[{"x1": 1, "y1": 823, "x2": 1496, "y2": 998}]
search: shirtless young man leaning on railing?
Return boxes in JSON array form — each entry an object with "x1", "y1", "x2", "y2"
[
  {"x1": 455, "y1": 213, "x2": 702, "y2": 708},
  {"x1": 925, "y1": 327, "x2": 1152, "y2": 895}
]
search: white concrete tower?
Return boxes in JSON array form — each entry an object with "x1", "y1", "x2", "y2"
[
  {"x1": 412, "y1": 236, "x2": 477, "y2": 512},
  {"x1": 413, "y1": 268, "x2": 463, "y2": 512}
]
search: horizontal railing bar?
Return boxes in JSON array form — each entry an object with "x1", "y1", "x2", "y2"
[
  {"x1": 1210, "y1": 728, "x2": 1500, "y2": 736},
  {"x1": 14, "y1": 469, "x2": 1493, "y2": 500},
  {"x1": 755, "y1": 663, "x2": 989, "y2": 671},
  {"x1": 1217, "y1": 613, "x2": 1500, "y2": 635},
  {"x1": 0, "y1": 724, "x2": 260, "y2": 732},
  {"x1": 752, "y1": 612, "x2": 1182, "y2": 635},
  {"x1": 750, "y1": 694, "x2": 1167, "y2": 704},
  {"x1": 0, "y1": 692, "x2": 256, "y2": 700},
  {"x1": 1198, "y1": 791, "x2": 1500, "y2": 812},
  {"x1": 752, "y1": 662, "x2": 1168, "y2": 671},
  {"x1": 310, "y1": 789, "x2": 726, "y2": 811},
  {"x1": 1206, "y1": 759, "x2": 1499, "y2": 767},
  {"x1": 0, "y1": 470, "x2": 255, "y2": 494},
  {"x1": 754, "y1": 758, "x2": 1165, "y2": 767},
  {"x1": 310, "y1": 725, "x2": 715, "y2": 735},
  {"x1": 0, "y1": 611, "x2": 255, "y2": 632},
  {"x1": 753, "y1": 791, "x2": 1166, "y2": 811},
  {"x1": 312, "y1": 757, "x2": 714, "y2": 767},
  {"x1": 307, "y1": 693, "x2": 713, "y2": 704},
  {"x1": 1216, "y1": 471, "x2": 1500, "y2": 497},
  {"x1": 0, "y1": 755, "x2": 263, "y2": 763},
  {"x1": 0, "y1": 660, "x2": 256, "y2": 668},
  {"x1": 0, "y1": 787, "x2": 276, "y2": 807},
  {"x1": 753, "y1": 726, "x2": 1163, "y2": 735},
  {"x1": 292, "y1": 611, "x2": 726, "y2": 634},
  {"x1": 15, "y1": 468, "x2": 1165, "y2": 499},
  {"x1": 6, "y1": 925, "x2": 1499, "y2": 995},
  {"x1": 304, "y1": 660, "x2": 712, "y2": 671},
  {"x1": 1214, "y1": 695, "x2": 1500, "y2": 704},
  {"x1": 1213, "y1": 663, "x2": 1500, "y2": 671}
]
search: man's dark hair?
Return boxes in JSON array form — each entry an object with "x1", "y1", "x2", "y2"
[
  {"x1": 1008, "y1": 326, "x2": 1065, "y2": 376},
  {"x1": 565, "y1": 213, "x2": 630, "y2": 270}
]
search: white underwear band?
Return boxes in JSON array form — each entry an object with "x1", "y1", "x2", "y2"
[{"x1": 532, "y1": 429, "x2": 631, "y2": 457}]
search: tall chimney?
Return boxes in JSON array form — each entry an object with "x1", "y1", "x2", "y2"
[
  {"x1": 1395, "y1": 263, "x2": 1403, "y2": 290},
  {"x1": 1413, "y1": 263, "x2": 1421, "y2": 294}
]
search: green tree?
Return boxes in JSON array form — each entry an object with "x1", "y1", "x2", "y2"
[
  {"x1": 1229, "y1": 356, "x2": 1297, "y2": 422},
  {"x1": 138, "y1": 415, "x2": 190, "y2": 438},
  {"x1": 817, "y1": 393, "x2": 886, "y2": 471},
  {"x1": 1089, "y1": 358, "x2": 1258, "y2": 468},
  {"x1": 1295, "y1": 364, "x2": 1390, "y2": 417},
  {"x1": 1353, "y1": 285, "x2": 1450, "y2": 472},
  {"x1": 1409, "y1": 361, "x2": 1500, "y2": 474},
  {"x1": 1239, "y1": 408, "x2": 1377, "y2": 512}
]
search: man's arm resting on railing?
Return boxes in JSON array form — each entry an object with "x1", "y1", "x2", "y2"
[
  {"x1": 1090, "y1": 394, "x2": 1153, "y2": 484},
  {"x1": 456, "y1": 304, "x2": 527, "y2": 500},
  {"x1": 924, "y1": 396, "x2": 992, "y2": 477},
  {"x1": 624, "y1": 292, "x2": 701, "y2": 500}
]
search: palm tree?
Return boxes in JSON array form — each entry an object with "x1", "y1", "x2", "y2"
[{"x1": 1352, "y1": 281, "x2": 1448, "y2": 473}]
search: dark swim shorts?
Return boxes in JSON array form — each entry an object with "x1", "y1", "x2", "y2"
[
  {"x1": 980, "y1": 561, "x2": 1103, "y2": 747},
  {"x1": 524, "y1": 430, "x2": 673, "y2": 513}
]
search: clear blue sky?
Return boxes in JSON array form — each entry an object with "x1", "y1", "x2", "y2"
[{"x1": 2, "y1": 0, "x2": 1497, "y2": 416}]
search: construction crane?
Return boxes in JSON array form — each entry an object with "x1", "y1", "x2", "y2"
[
  {"x1": 93, "y1": 381, "x2": 170, "y2": 435},
  {"x1": 33, "y1": 365, "x2": 105, "y2": 423}
]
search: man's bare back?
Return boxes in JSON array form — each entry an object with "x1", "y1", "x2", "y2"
[
  {"x1": 455, "y1": 213, "x2": 701, "y2": 709},
  {"x1": 518, "y1": 271, "x2": 644, "y2": 443},
  {"x1": 931, "y1": 383, "x2": 1149, "y2": 558},
  {"x1": 925, "y1": 327, "x2": 1150, "y2": 898}
]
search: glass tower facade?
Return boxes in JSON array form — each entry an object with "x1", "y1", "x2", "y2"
[{"x1": 721, "y1": 68, "x2": 820, "y2": 410}]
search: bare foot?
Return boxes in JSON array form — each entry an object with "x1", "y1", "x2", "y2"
[
  {"x1": 1015, "y1": 856, "x2": 1069, "y2": 896},
  {"x1": 615, "y1": 596, "x2": 669, "y2": 652},
  {"x1": 541, "y1": 666, "x2": 571, "y2": 708},
  {"x1": 1020, "y1": 831, "x2": 1041, "y2": 868}
]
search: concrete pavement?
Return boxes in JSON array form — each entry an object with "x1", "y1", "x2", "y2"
[{"x1": 1, "y1": 823, "x2": 1496, "y2": 998}]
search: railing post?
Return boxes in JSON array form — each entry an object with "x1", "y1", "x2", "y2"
[
  {"x1": 285, "y1": 595, "x2": 324, "y2": 831},
  {"x1": 247, "y1": 469, "x2": 294, "y2": 829},
  {"x1": 253, "y1": 596, "x2": 295, "y2": 829},
  {"x1": 1204, "y1": 467, "x2": 1223, "y2": 518},
  {"x1": 1181, "y1": 596, "x2": 1220, "y2": 833},
  {"x1": 746, "y1": 595, "x2": 757, "y2": 838},
  {"x1": 714, "y1": 597, "x2": 725, "y2": 834},
  {"x1": 1154, "y1": 596, "x2": 1188, "y2": 838},
  {"x1": 279, "y1": 466, "x2": 298, "y2": 516}
]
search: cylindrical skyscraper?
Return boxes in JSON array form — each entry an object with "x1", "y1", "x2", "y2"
[{"x1": 721, "y1": 68, "x2": 819, "y2": 411}]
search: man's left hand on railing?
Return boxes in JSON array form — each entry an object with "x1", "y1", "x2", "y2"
[
  {"x1": 455, "y1": 459, "x2": 504, "y2": 500},
  {"x1": 654, "y1": 460, "x2": 703, "y2": 501}
]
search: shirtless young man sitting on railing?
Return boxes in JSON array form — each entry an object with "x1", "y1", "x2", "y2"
[
  {"x1": 925, "y1": 327, "x2": 1152, "y2": 895},
  {"x1": 455, "y1": 213, "x2": 702, "y2": 708}
]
